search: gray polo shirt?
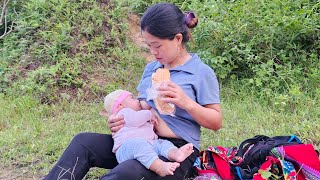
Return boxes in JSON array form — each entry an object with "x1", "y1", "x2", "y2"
[{"x1": 137, "y1": 53, "x2": 220, "y2": 150}]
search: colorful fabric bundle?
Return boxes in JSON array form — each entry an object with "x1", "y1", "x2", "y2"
[
  {"x1": 193, "y1": 135, "x2": 320, "y2": 180},
  {"x1": 274, "y1": 144, "x2": 320, "y2": 179},
  {"x1": 193, "y1": 146, "x2": 239, "y2": 179},
  {"x1": 253, "y1": 156, "x2": 296, "y2": 180}
]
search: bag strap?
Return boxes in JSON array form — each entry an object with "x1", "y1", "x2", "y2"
[
  {"x1": 237, "y1": 135, "x2": 270, "y2": 157},
  {"x1": 235, "y1": 135, "x2": 303, "y2": 179},
  {"x1": 240, "y1": 135, "x2": 302, "y2": 166}
]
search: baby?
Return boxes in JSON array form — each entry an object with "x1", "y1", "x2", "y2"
[{"x1": 100, "y1": 89, "x2": 194, "y2": 177}]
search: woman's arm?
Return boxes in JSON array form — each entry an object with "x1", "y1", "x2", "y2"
[
  {"x1": 158, "y1": 81, "x2": 222, "y2": 131},
  {"x1": 184, "y1": 102, "x2": 222, "y2": 131}
]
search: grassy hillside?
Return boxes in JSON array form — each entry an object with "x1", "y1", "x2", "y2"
[{"x1": 1, "y1": 0, "x2": 145, "y2": 103}]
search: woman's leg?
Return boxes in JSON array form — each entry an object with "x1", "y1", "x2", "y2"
[
  {"x1": 100, "y1": 137, "x2": 199, "y2": 180},
  {"x1": 100, "y1": 159, "x2": 151, "y2": 180},
  {"x1": 44, "y1": 132, "x2": 117, "y2": 180}
]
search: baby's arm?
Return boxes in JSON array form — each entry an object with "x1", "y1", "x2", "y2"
[
  {"x1": 120, "y1": 109, "x2": 153, "y2": 127},
  {"x1": 138, "y1": 100, "x2": 177, "y2": 137}
]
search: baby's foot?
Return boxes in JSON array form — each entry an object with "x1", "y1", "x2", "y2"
[
  {"x1": 158, "y1": 161, "x2": 180, "y2": 176},
  {"x1": 168, "y1": 143, "x2": 194, "y2": 162},
  {"x1": 150, "y1": 159, "x2": 180, "y2": 177}
]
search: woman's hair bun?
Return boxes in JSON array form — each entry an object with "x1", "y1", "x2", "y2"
[{"x1": 185, "y1": 11, "x2": 198, "y2": 28}]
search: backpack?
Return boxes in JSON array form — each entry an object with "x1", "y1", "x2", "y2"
[{"x1": 231, "y1": 135, "x2": 302, "y2": 179}]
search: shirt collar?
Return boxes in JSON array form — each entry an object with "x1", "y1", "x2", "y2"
[{"x1": 151, "y1": 53, "x2": 199, "y2": 74}]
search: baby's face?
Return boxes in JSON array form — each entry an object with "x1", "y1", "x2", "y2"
[{"x1": 121, "y1": 95, "x2": 142, "y2": 111}]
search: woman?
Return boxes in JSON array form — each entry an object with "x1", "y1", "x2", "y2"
[{"x1": 44, "y1": 2, "x2": 222, "y2": 180}]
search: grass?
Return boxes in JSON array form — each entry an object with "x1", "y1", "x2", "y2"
[
  {"x1": 0, "y1": 84, "x2": 319, "y2": 178},
  {"x1": 0, "y1": 94, "x2": 110, "y2": 178},
  {"x1": 201, "y1": 87, "x2": 320, "y2": 149}
]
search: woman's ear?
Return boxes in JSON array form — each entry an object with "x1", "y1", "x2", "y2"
[{"x1": 175, "y1": 33, "x2": 183, "y2": 44}]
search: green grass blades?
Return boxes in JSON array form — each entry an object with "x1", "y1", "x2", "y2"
[
  {"x1": 0, "y1": 94, "x2": 109, "y2": 178},
  {"x1": 1, "y1": 87, "x2": 319, "y2": 178}
]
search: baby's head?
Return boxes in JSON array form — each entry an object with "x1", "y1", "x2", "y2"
[{"x1": 103, "y1": 89, "x2": 141, "y2": 115}]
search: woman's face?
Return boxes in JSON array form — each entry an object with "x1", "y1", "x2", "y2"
[{"x1": 142, "y1": 31, "x2": 181, "y2": 66}]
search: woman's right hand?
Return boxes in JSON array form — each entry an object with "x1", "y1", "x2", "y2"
[
  {"x1": 100, "y1": 109, "x2": 125, "y2": 134},
  {"x1": 107, "y1": 114, "x2": 125, "y2": 134}
]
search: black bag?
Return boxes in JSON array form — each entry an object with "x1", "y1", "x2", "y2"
[{"x1": 231, "y1": 135, "x2": 302, "y2": 179}]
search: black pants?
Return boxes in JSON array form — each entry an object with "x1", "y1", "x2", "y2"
[{"x1": 44, "y1": 132, "x2": 199, "y2": 180}]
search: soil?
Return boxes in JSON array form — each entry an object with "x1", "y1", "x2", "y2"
[{"x1": 127, "y1": 12, "x2": 154, "y2": 62}]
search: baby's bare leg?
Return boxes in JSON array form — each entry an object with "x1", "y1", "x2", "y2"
[
  {"x1": 149, "y1": 158, "x2": 180, "y2": 177},
  {"x1": 168, "y1": 143, "x2": 194, "y2": 163}
]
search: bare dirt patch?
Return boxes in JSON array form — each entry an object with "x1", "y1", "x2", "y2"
[{"x1": 127, "y1": 12, "x2": 154, "y2": 62}]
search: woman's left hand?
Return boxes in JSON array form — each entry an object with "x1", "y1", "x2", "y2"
[{"x1": 157, "y1": 81, "x2": 192, "y2": 110}]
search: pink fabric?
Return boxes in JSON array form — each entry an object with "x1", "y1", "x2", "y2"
[
  {"x1": 112, "y1": 91, "x2": 132, "y2": 114},
  {"x1": 206, "y1": 146, "x2": 237, "y2": 179},
  {"x1": 282, "y1": 144, "x2": 320, "y2": 179},
  {"x1": 112, "y1": 108, "x2": 158, "y2": 152},
  {"x1": 212, "y1": 153, "x2": 234, "y2": 179}
]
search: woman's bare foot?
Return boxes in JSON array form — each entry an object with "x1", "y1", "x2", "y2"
[
  {"x1": 150, "y1": 159, "x2": 180, "y2": 176},
  {"x1": 168, "y1": 143, "x2": 194, "y2": 162}
]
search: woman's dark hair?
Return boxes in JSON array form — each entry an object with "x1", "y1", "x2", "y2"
[{"x1": 140, "y1": 3, "x2": 198, "y2": 44}]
